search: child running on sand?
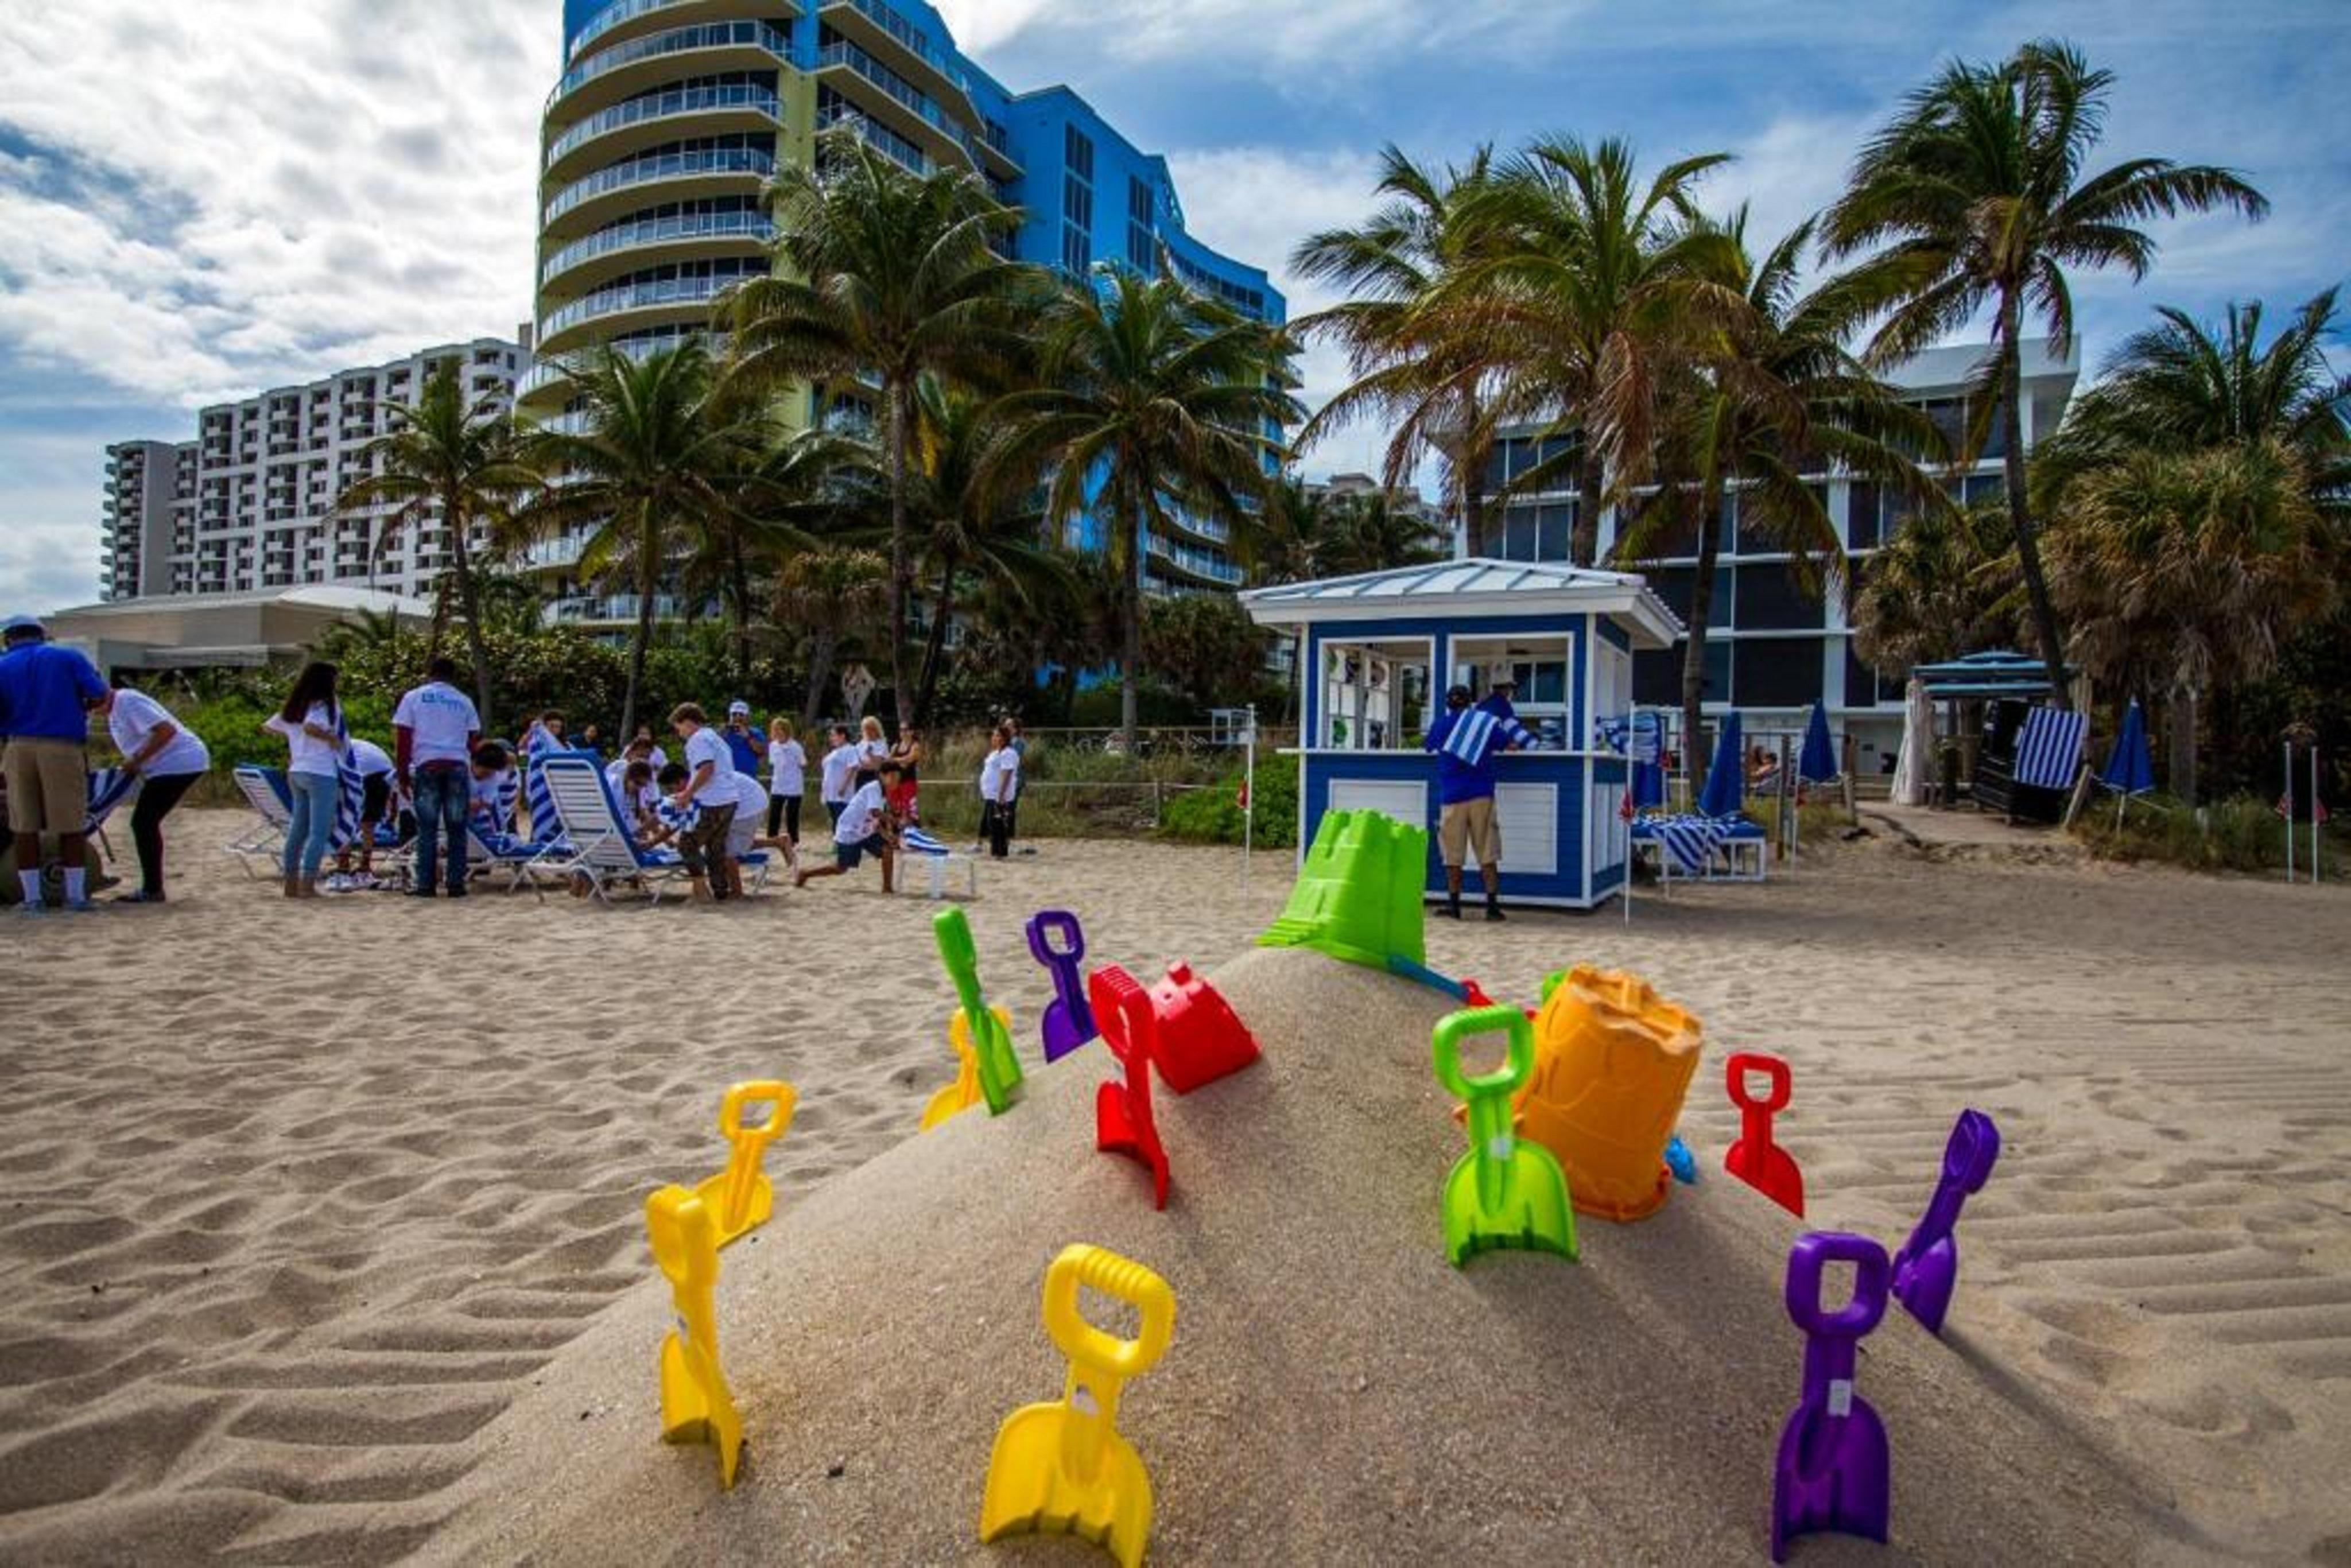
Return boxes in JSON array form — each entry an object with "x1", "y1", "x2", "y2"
[{"x1": 795, "y1": 762, "x2": 899, "y2": 894}]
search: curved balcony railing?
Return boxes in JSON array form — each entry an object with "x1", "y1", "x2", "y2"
[
  {"x1": 549, "y1": 20, "x2": 790, "y2": 112},
  {"x1": 546, "y1": 83, "x2": 781, "y2": 170},
  {"x1": 816, "y1": 39, "x2": 983, "y2": 167},
  {"x1": 566, "y1": 0, "x2": 696, "y2": 63},
  {"x1": 520, "y1": 328, "x2": 725, "y2": 399},
  {"x1": 540, "y1": 270, "x2": 751, "y2": 341},
  {"x1": 541, "y1": 207, "x2": 774, "y2": 286},
  {"x1": 543, "y1": 145, "x2": 775, "y2": 227},
  {"x1": 816, "y1": 103, "x2": 929, "y2": 174},
  {"x1": 550, "y1": 592, "x2": 690, "y2": 623},
  {"x1": 1147, "y1": 535, "x2": 1243, "y2": 585}
]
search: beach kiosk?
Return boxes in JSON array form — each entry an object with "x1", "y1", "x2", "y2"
[{"x1": 1239, "y1": 560, "x2": 1684, "y2": 910}]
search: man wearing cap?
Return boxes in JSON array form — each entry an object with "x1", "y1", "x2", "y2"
[
  {"x1": 1, "y1": 615, "x2": 110, "y2": 913},
  {"x1": 721, "y1": 701, "x2": 764, "y2": 778},
  {"x1": 1422, "y1": 677, "x2": 1538, "y2": 921}
]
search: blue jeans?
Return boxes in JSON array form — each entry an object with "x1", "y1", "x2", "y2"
[
  {"x1": 411, "y1": 764, "x2": 470, "y2": 892},
  {"x1": 283, "y1": 770, "x2": 339, "y2": 879}
]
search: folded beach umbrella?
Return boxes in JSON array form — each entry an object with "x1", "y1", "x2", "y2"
[
  {"x1": 1632, "y1": 713, "x2": 1668, "y2": 810},
  {"x1": 1799, "y1": 702, "x2": 1838, "y2": 785},
  {"x1": 2100, "y1": 701, "x2": 2155, "y2": 796},
  {"x1": 85, "y1": 766, "x2": 139, "y2": 832},
  {"x1": 1697, "y1": 711, "x2": 1744, "y2": 820}
]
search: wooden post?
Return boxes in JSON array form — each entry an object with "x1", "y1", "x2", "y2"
[{"x1": 1842, "y1": 732, "x2": 1859, "y2": 825}]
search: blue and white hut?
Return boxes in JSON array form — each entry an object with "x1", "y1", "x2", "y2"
[{"x1": 1239, "y1": 559, "x2": 1684, "y2": 910}]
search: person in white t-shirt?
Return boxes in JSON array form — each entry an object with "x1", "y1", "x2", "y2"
[
  {"x1": 763, "y1": 716, "x2": 807, "y2": 845},
  {"x1": 724, "y1": 767, "x2": 769, "y2": 867},
  {"x1": 668, "y1": 701, "x2": 740, "y2": 902},
  {"x1": 817, "y1": 724, "x2": 859, "y2": 829},
  {"x1": 262, "y1": 660, "x2": 346, "y2": 899},
  {"x1": 333, "y1": 736, "x2": 401, "y2": 883},
  {"x1": 977, "y1": 723, "x2": 1020, "y2": 860},
  {"x1": 794, "y1": 762, "x2": 899, "y2": 892},
  {"x1": 856, "y1": 715, "x2": 889, "y2": 769},
  {"x1": 393, "y1": 656, "x2": 483, "y2": 898},
  {"x1": 98, "y1": 683, "x2": 210, "y2": 903}
]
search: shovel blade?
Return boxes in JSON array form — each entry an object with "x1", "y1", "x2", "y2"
[
  {"x1": 1891, "y1": 1236, "x2": 1958, "y2": 1334},
  {"x1": 1042, "y1": 996, "x2": 1096, "y2": 1062},
  {"x1": 1771, "y1": 1396, "x2": 1888, "y2": 1561},
  {"x1": 1096, "y1": 1082, "x2": 1169, "y2": 1209},
  {"x1": 981, "y1": 1404, "x2": 1153, "y2": 1568},
  {"x1": 1728, "y1": 1140, "x2": 1806, "y2": 1216},
  {"x1": 1442, "y1": 1150, "x2": 1578, "y2": 1267}
]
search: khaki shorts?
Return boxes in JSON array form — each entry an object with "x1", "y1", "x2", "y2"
[
  {"x1": 1438, "y1": 795, "x2": 1500, "y2": 868},
  {"x1": 5, "y1": 739, "x2": 89, "y2": 836}
]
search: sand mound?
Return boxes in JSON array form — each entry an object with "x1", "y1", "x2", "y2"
[{"x1": 426, "y1": 945, "x2": 2170, "y2": 1563}]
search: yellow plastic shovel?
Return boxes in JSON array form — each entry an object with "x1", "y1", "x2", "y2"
[
  {"x1": 646, "y1": 1184, "x2": 743, "y2": 1489},
  {"x1": 921, "y1": 1004, "x2": 1011, "y2": 1131},
  {"x1": 980, "y1": 1244, "x2": 1176, "y2": 1567},
  {"x1": 693, "y1": 1079, "x2": 796, "y2": 1247}
]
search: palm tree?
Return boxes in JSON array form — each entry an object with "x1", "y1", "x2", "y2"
[
  {"x1": 773, "y1": 547, "x2": 889, "y2": 734},
  {"x1": 689, "y1": 422, "x2": 865, "y2": 689},
  {"x1": 336, "y1": 362, "x2": 540, "y2": 725},
  {"x1": 726, "y1": 127, "x2": 1039, "y2": 731},
  {"x1": 2044, "y1": 439, "x2": 2338, "y2": 802},
  {"x1": 1824, "y1": 38, "x2": 2268, "y2": 707},
  {"x1": 1328, "y1": 490, "x2": 1450, "y2": 575},
  {"x1": 521, "y1": 340, "x2": 768, "y2": 738},
  {"x1": 1444, "y1": 135, "x2": 1737, "y2": 566},
  {"x1": 1247, "y1": 476, "x2": 1341, "y2": 585},
  {"x1": 1851, "y1": 498, "x2": 2019, "y2": 673},
  {"x1": 989, "y1": 270, "x2": 1300, "y2": 748},
  {"x1": 1615, "y1": 212, "x2": 1947, "y2": 797},
  {"x1": 2036, "y1": 288, "x2": 2351, "y2": 510},
  {"x1": 1291, "y1": 145, "x2": 1502, "y2": 552}
]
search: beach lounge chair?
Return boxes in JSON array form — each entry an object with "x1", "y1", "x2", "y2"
[
  {"x1": 897, "y1": 825, "x2": 980, "y2": 901},
  {"x1": 1630, "y1": 813, "x2": 1768, "y2": 884},
  {"x1": 223, "y1": 764, "x2": 290, "y2": 878},
  {"x1": 532, "y1": 752, "x2": 700, "y2": 905}
]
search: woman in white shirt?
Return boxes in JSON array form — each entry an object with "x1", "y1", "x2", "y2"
[
  {"x1": 99, "y1": 683, "x2": 211, "y2": 903},
  {"x1": 262, "y1": 661, "x2": 345, "y2": 899},
  {"x1": 857, "y1": 715, "x2": 889, "y2": 768},
  {"x1": 765, "y1": 717, "x2": 807, "y2": 845},
  {"x1": 978, "y1": 723, "x2": 1020, "y2": 860}
]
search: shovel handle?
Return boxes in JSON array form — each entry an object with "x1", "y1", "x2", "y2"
[
  {"x1": 932, "y1": 906, "x2": 986, "y2": 1018},
  {"x1": 1943, "y1": 1108, "x2": 2001, "y2": 1189},
  {"x1": 1043, "y1": 1244, "x2": 1174, "y2": 1379},
  {"x1": 1087, "y1": 964, "x2": 1154, "y2": 1070},
  {"x1": 645, "y1": 1185, "x2": 718, "y2": 1293},
  {"x1": 1431, "y1": 1006, "x2": 1534, "y2": 1101},
  {"x1": 1026, "y1": 909, "x2": 1084, "y2": 967},
  {"x1": 718, "y1": 1079, "x2": 797, "y2": 1143}
]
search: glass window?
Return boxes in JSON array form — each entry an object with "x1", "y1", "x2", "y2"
[
  {"x1": 1702, "y1": 636, "x2": 1732, "y2": 700},
  {"x1": 1734, "y1": 565, "x2": 1825, "y2": 631},
  {"x1": 1317, "y1": 638, "x2": 1432, "y2": 750},
  {"x1": 1733, "y1": 638, "x2": 1825, "y2": 708},
  {"x1": 1963, "y1": 473, "x2": 2005, "y2": 506},
  {"x1": 1846, "y1": 482, "x2": 1881, "y2": 549},
  {"x1": 1536, "y1": 503, "x2": 1573, "y2": 561},
  {"x1": 1451, "y1": 635, "x2": 1572, "y2": 750},
  {"x1": 1843, "y1": 643, "x2": 1892, "y2": 709},
  {"x1": 1504, "y1": 506, "x2": 1538, "y2": 561},
  {"x1": 1064, "y1": 125, "x2": 1093, "y2": 181}
]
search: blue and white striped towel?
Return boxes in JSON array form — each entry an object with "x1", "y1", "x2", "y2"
[
  {"x1": 86, "y1": 767, "x2": 138, "y2": 832},
  {"x1": 1440, "y1": 707, "x2": 1538, "y2": 766},
  {"x1": 525, "y1": 761, "x2": 567, "y2": 848},
  {"x1": 2014, "y1": 708, "x2": 2088, "y2": 789},
  {"x1": 328, "y1": 754, "x2": 368, "y2": 854},
  {"x1": 655, "y1": 798, "x2": 701, "y2": 832},
  {"x1": 1632, "y1": 813, "x2": 1733, "y2": 874},
  {"x1": 902, "y1": 826, "x2": 952, "y2": 856}
]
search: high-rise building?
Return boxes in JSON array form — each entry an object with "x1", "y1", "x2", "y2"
[
  {"x1": 98, "y1": 339, "x2": 527, "y2": 604},
  {"x1": 1467, "y1": 339, "x2": 2081, "y2": 766},
  {"x1": 526, "y1": 0, "x2": 1284, "y2": 610}
]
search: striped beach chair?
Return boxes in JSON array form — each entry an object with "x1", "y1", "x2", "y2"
[
  {"x1": 536, "y1": 753, "x2": 693, "y2": 905},
  {"x1": 897, "y1": 825, "x2": 979, "y2": 901}
]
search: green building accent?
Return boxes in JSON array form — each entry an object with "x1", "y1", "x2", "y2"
[{"x1": 1258, "y1": 809, "x2": 1429, "y2": 971}]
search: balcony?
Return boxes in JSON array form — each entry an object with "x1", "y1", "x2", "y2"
[
  {"x1": 544, "y1": 81, "x2": 783, "y2": 185},
  {"x1": 567, "y1": 0, "x2": 799, "y2": 64},
  {"x1": 540, "y1": 205, "x2": 774, "y2": 292},
  {"x1": 818, "y1": 0, "x2": 997, "y2": 157},
  {"x1": 518, "y1": 328, "x2": 725, "y2": 402},
  {"x1": 816, "y1": 103, "x2": 930, "y2": 175},
  {"x1": 537, "y1": 270, "x2": 746, "y2": 352},
  {"x1": 550, "y1": 592, "x2": 689, "y2": 624},
  {"x1": 545, "y1": 20, "x2": 791, "y2": 125},
  {"x1": 542, "y1": 143, "x2": 776, "y2": 236},
  {"x1": 1147, "y1": 535, "x2": 1243, "y2": 587},
  {"x1": 814, "y1": 40, "x2": 980, "y2": 170}
]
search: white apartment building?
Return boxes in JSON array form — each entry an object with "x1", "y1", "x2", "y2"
[{"x1": 100, "y1": 338, "x2": 529, "y2": 605}]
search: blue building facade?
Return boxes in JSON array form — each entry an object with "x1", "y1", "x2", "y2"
[{"x1": 532, "y1": 0, "x2": 1283, "y2": 600}]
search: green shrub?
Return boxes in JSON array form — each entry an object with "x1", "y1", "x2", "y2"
[
  {"x1": 1157, "y1": 756, "x2": 1298, "y2": 848},
  {"x1": 2071, "y1": 793, "x2": 2347, "y2": 874}
]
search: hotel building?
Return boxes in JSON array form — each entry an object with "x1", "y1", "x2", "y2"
[
  {"x1": 1466, "y1": 339, "x2": 2080, "y2": 765},
  {"x1": 99, "y1": 339, "x2": 527, "y2": 604},
  {"x1": 526, "y1": 0, "x2": 1283, "y2": 614}
]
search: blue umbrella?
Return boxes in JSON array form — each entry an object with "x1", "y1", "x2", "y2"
[
  {"x1": 1798, "y1": 701, "x2": 1838, "y2": 785},
  {"x1": 1697, "y1": 711, "x2": 1744, "y2": 819},
  {"x1": 2101, "y1": 700, "x2": 2155, "y2": 796},
  {"x1": 1631, "y1": 712, "x2": 1667, "y2": 809}
]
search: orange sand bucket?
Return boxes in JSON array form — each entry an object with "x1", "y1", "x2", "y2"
[{"x1": 1512, "y1": 965, "x2": 1704, "y2": 1222}]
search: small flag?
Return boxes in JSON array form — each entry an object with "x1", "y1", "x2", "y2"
[
  {"x1": 1620, "y1": 789, "x2": 1634, "y2": 824},
  {"x1": 1236, "y1": 779, "x2": 1251, "y2": 812}
]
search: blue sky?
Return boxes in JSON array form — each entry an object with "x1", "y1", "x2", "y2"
[{"x1": 2, "y1": 0, "x2": 2343, "y2": 611}]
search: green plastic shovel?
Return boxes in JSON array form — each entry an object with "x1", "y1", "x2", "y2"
[
  {"x1": 1432, "y1": 1005, "x2": 1578, "y2": 1267},
  {"x1": 934, "y1": 907, "x2": 1022, "y2": 1113}
]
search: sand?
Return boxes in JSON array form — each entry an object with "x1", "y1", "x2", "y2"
[{"x1": 2, "y1": 809, "x2": 2348, "y2": 1563}]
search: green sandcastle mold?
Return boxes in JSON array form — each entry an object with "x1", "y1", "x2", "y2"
[{"x1": 1258, "y1": 809, "x2": 1429, "y2": 971}]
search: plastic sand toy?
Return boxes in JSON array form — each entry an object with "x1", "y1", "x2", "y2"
[
  {"x1": 980, "y1": 1243, "x2": 1176, "y2": 1568},
  {"x1": 1145, "y1": 961, "x2": 1258, "y2": 1095},
  {"x1": 1514, "y1": 965, "x2": 1704, "y2": 1222},
  {"x1": 1431, "y1": 1005, "x2": 1578, "y2": 1267},
  {"x1": 1772, "y1": 1231, "x2": 1892, "y2": 1562},
  {"x1": 645, "y1": 1185, "x2": 743, "y2": 1489},
  {"x1": 1026, "y1": 909, "x2": 1099, "y2": 1063},
  {"x1": 1259, "y1": 809, "x2": 1429, "y2": 971},
  {"x1": 1725, "y1": 1052, "x2": 1805, "y2": 1216},
  {"x1": 1665, "y1": 1134, "x2": 1698, "y2": 1185},
  {"x1": 693, "y1": 1079, "x2": 796, "y2": 1247},
  {"x1": 934, "y1": 906, "x2": 1022, "y2": 1114},
  {"x1": 1892, "y1": 1109, "x2": 2001, "y2": 1334},
  {"x1": 1093, "y1": 965, "x2": 1170, "y2": 1209},
  {"x1": 921, "y1": 1002, "x2": 1012, "y2": 1131}
]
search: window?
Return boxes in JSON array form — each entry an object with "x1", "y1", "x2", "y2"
[
  {"x1": 1733, "y1": 565, "x2": 1824, "y2": 630},
  {"x1": 1732, "y1": 638, "x2": 1825, "y2": 707},
  {"x1": 1450, "y1": 635, "x2": 1572, "y2": 750},
  {"x1": 1060, "y1": 223, "x2": 1091, "y2": 274},
  {"x1": 1316, "y1": 637, "x2": 1432, "y2": 751},
  {"x1": 1128, "y1": 176, "x2": 1153, "y2": 223},
  {"x1": 1843, "y1": 643, "x2": 1894, "y2": 709},
  {"x1": 1127, "y1": 224, "x2": 1155, "y2": 271},
  {"x1": 1063, "y1": 174, "x2": 1092, "y2": 229},
  {"x1": 1064, "y1": 125, "x2": 1093, "y2": 181}
]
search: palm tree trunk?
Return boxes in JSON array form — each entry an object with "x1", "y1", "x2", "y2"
[
  {"x1": 802, "y1": 631, "x2": 837, "y2": 736},
  {"x1": 447, "y1": 495, "x2": 496, "y2": 732},
  {"x1": 1574, "y1": 452, "x2": 1605, "y2": 568},
  {"x1": 728, "y1": 527, "x2": 752, "y2": 690},
  {"x1": 1680, "y1": 482, "x2": 1720, "y2": 806},
  {"x1": 621, "y1": 513, "x2": 657, "y2": 740},
  {"x1": 886, "y1": 379, "x2": 915, "y2": 734},
  {"x1": 913, "y1": 552, "x2": 959, "y2": 728},
  {"x1": 1120, "y1": 484, "x2": 1142, "y2": 751},
  {"x1": 2167, "y1": 686, "x2": 2199, "y2": 808},
  {"x1": 1999, "y1": 296, "x2": 2070, "y2": 709}
]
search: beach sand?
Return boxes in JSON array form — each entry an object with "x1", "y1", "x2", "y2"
[{"x1": 3, "y1": 809, "x2": 2348, "y2": 1563}]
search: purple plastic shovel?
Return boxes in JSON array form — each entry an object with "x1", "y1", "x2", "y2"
[
  {"x1": 1891, "y1": 1108, "x2": 2001, "y2": 1335},
  {"x1": 1773, "y1": 1231, "x2": 1891, "y2": 1563},
  {"x1": 1025, "y1": 909, "x2": 1098, "y2": 1063}
]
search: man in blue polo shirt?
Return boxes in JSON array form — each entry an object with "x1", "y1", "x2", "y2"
[
  {"x1": 1, "y1": 615, "x2": 110, "y2": 913},
  {"x1": 1422, "y1": 677, "x2": 1537, "y2": 921}
]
